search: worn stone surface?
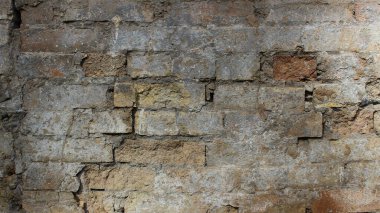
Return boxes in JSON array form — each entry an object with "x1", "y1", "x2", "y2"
[{"x1": 4, "y1": 0, "x2": 380, "y2": 212}]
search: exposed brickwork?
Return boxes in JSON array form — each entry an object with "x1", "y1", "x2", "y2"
[{"x1": 1, "y1": 0, "x2": 380, "y2": 212}]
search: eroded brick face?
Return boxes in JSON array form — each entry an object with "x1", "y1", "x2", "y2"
[
  {"x1": 273, "y1": 56, "x2": 317, "y2": 81},
  {"x1": 2, "y1": 0, "x2": 380, "y2": 212}
]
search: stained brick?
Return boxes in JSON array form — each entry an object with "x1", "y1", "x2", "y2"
[
  {"x1": 21, "y1": 110, "x2": 73, "y2": 136},
  {"x1": 135, "y1": 110, "x2": 178, "y2": 136},
  {"x1": 114, "y1": 82, "x2": 135, "y2": 107},
  {"x1": 135, "y1": 82, "x2": 205, "y2": 111},
  {"x1": 85, "y1": 165, "x2": 155, "y2": 191},
  {"x1": 214, "y1": 83, "x2": 259, "y2": 110},
  {"x1": 23, "y1": 84, "x2": 110, "y2": 110},
  {"x1": 273, "y1": 56, "x2": 317, "y2": 81},
  {"x1": 23, "y1": 162, "x2": 84, "y2": 191},
  {"x1": 258, "y1": 86, "x2": 305, "y2": 113},
  {"x1": 87, "y1": 0, "x2": 154, "y2": 22},
  {"x1": 89, "y1": 109, "x2": 133, "y2": 134},
  {"x1": 177, "y1": 111, "x2": 224, "y2": 135},
  {"x1": 115, "y1": 140, "x2": 205, "y2": 166},
  {"x1": 216, "y1": 52, "x2": 260, "y2": 80},
  {"x1": 173, "y1": 49, "x2": 215, "y2": 80},
  {"x1": 21, "y1": 28, "x2": 108, "y2": 53},
  {"x1": 312, "y1": 189, "x2": 380, "y2": 212},
  {"x1": 16, "y1": 53, "x2": 82, "y2": 79},
  {"x1": 83, "y1": 53, "x2": 126, "y2": 77},
  {"x1": 62, "y1": 138, "x2": 113, "y2": 163},
  {"x1": 313, "y1": 83, "x2": 365, "y2": 108},
  {"x1": 128, "y1": 52, "x2": 172, "y2": 78}
]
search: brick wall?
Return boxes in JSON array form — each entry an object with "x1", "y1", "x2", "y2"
[{"x1": 1, "y1": 0, "x2": 380, "y2": 212}]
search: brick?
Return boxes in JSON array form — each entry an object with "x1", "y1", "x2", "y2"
[
  {"x1": 354, "y1": 3, "x2": 380, "y2": 22},
  {"x1": 83, "y1": 53, "x2": 126, "y2": 77},
  {"x1": 114, "y1": 82, "x2": 135, "y2": 107},
  {"x1": 128, "y1": 52, "x2": 172, "y2": 78},
  {"x1": 89, "y1": 109, "x2": 133, "y2": 134},
  {"x1": 0, "y1": 46, "x2": 11, "y2": 74},
  {"x1": 23, "y1": 84, "x2": 110, "y2": 110},
  {"x1": 207, "y1": 135, "x2": 297, "y2": 168},
  {"x1": 216, "y1": 52, "x2": 260, "y2": 80},
  {"x1": 313, "y1": 83, "x2": 365, "y2": 107},
  {"x1": 155, "y1": 166, "x2": 255, "y2": 194},
  {"x1": 172, "y1": 27, "x2": 213, "y2": 51},
  {"x1": 62, "y1": 138, "x2": 113, "y2": 163},
  {"x1": 135, "y1": 82, "x2": 205, "y2": 111},
  {"x1": 312, "y1": 189, "x2": 380, "y2": 212},
  {"x1": 135, "y1": 110, "x2": 178, "y2": 136},
  {"x1": 63, "y1": 0, "x2": 88, "y2": 21},
  {"x1": 84, "y1": 165, "x2": 155, "y2": 191},
  {"x1": 344, "y1": 161, "x2": 380, "y2": 188},
  {"x1": 23, "y1": 162, "x2": 84, "y2": 191},
  {"x1": 0, "y1": 0, "x2": 12, "y2": 19},
  {"x1": 257, "y1": 26, "x2": 303, "y2": 51},
  {"x1": 308, "y1": 135, "x2": 380, "y2": 163},
  {"x1": 0, "y1": 23, "x2": 9, "y2": 46},
  {"x1": 20, "y1": 1, "x2": 55, "y2": 25},
  {"x1": 224, "y1": 112, "x2": 269, "y2": 137},
  {"x1": 172, "y1": 49, "x2": 215, "y2": 80},
  {"x1": 213, "y1": 28, "x2": 256, "y2": 52},
  {"x1": 214, "y1": 83, "x2": 259, "y2": 110},
  {"x1": 288, "y1": 163, "x2": 342, "y2": 188},
  {"x1": 16, "y1": 53, "x2": 83, "y2": 79},
  {"x1": 258, "y1": 86, "x2": 305, "y2": 113},
  {"x1": 285, "y1": 112, "x2": 323, "y2": 138},
  {"x1": 367, "y1": 79, "x2": 380, "y2": 102},
  {"x1": 115, "y1": 140, "x2": 205, "y2": 166},
  {"x1": 19, "y1": 136, "x2": 63, "y2": 162},
  {"x1": 22, "y1": 191, "x2": 82, "y2": 213},
  {"x1": 317, "y1": 52, "x2": 365, "y2": 82},
  {"x1": 177, "y1": 111, "x2": 224, "y2": 135},
  {"x1": 166, "y1": 1, "x2": 256, "y2": 27},
  {"x1": 112, "y1": 26, "x2": 150, "y2": 51},
  {"x1": 87, "y1": 0, "x2": 154, "y2": 22},
  {"x1": 265, "y1": 4, "x2": 354, "y2": 24},
  {"x1": 0, "y1": 132, "x2": 13, "y2": 160},
  {"x1": 301, "y1": 25, "x2": 380, "y2": 52},
  {"x1": 375, "y1": 111, "x2": 380, "y2": 134},
  {"x1": 273, "y1": 56, "x2": 317, "y2": 81},
  {"x1": 21, "y1": 110, "x2": 73, "y2": 136},
  {"x1": 21, "y1": 27, "x2": 108, "y2": 53}
]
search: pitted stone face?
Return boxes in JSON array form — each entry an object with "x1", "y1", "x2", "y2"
[{"x1": 2, "y1": 0, "x2": 380, "y2": 212}]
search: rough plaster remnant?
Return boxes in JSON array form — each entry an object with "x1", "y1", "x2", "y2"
[{"x1": 4, "y1": 0, "x2": 380, "y2": 212}]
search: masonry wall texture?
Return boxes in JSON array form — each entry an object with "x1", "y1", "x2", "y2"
[{"x1": 0, "y1": 0, "x2": 380, "y2": 212}]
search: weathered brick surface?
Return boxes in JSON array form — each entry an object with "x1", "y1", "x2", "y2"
[{"x1": 5, "y1": 0, "x2": 380, "y2": 212}]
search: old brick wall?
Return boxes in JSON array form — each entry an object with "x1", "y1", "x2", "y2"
[{"x1": 1, "y1": 0, "x2": 380, "y2": 212}]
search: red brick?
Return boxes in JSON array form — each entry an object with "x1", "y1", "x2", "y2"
[
  {"x1": 312, "y1": 189, "x2": 380, "y2": 212},
  {"x1": 273, "y1": 56, "x2": 317, "y2": 81}
]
